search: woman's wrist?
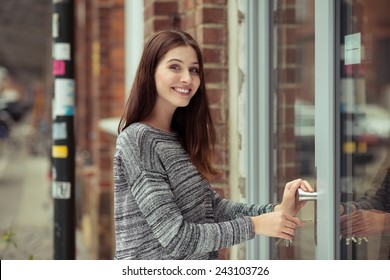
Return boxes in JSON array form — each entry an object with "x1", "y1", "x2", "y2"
[{"x1": 250, "y1": 216, "x2": 258, "y2": 235}]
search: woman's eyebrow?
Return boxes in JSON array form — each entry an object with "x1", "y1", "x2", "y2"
[{"x1": 167, "y1": 58, "x2": 199, "y2": 65}]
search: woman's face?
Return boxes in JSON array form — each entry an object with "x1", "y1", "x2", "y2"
[{"x1": 154, "y1": 45, "x2": 200, "y2": 113}]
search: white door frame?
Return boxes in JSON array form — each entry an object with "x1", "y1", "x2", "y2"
[
  {"x1": 315, "y1": 0, "x2": 337, "y2": 260},
  {"x1": 245, "y1": 0, "x2": 272, "y2": 260}
]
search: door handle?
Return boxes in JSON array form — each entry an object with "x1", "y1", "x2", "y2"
[
  {"x1": 297, "y1": 188, "x2": 318, "y2": 246},
  {"x1": 297, "y1": 188, "x2": 318, "y2": 201}
]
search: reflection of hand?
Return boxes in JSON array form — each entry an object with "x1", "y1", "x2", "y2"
[
  {"x1": 275, "y1": 179, "x2": 314, "y2": 216},
  {"x1": 340, "y1": 210, "x2": 388, "y2": 237},
  {"x1": 251, "y1": 211, "x2": 304, "y2": 240}
]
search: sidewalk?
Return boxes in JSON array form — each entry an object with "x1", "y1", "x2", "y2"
[{"x1": 0, "y1": 124, "x2": 92, "y2": 260}]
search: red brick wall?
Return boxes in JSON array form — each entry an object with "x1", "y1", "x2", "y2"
[
  {"x1": 274, "y1": 0, "x2": 314, "y2": 184},
  {"x1": 75, "y1": 0, "x2": 124, "y2": 259},
  {"x1": 275, "y1": 1, "x2": 298, "y2": 187}
]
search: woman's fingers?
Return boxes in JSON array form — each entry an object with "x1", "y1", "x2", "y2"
[
  {"x1": 279, "y1": 178, "x2": 315, "y2": 216},
  {"x1": 292, "y1": 179, "x2": 302, "y2": 191},
  {"x1": 285, "y1": 178, "x2": 314, "y2": 193},
  {"x1": 288, "y1": 215, "x2": 304, "y2": 227},
  {"x1": 282, "y1": 215, "x2": 303, "y2": 234},
  {"x1": 287, "y1": 178, "x2": 302, "y2": 190},
  {"x1": 280, "y1": 215, "x2": 304, "y2": 239},
  {"x1": 252, "y1": 212, "x2": 305, "y2": 239},
  {"x1": 302, "y1": 180, "x2": 314, "y2": 192}
]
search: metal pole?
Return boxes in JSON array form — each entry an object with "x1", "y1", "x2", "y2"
[{"x1": 51, "y1": 0, "x2": 76, "y2": 260}]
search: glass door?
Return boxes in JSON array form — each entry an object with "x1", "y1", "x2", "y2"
[
  {"x1": 271, "y1": 0, "x2": 390, "y2": 260},
  {"x1": 337, "y1": 0, "x2": 390, "y2": 260}
]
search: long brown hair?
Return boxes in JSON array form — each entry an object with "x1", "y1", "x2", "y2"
[{"x1": 118, "y1": 29, "x2": 219, "y2": 180}]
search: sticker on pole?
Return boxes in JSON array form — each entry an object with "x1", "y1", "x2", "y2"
[
  {"x1": 52, "y1": 13, "x2": 59, "y2": 38},
  {"x1": 52, "y1": 145, "x2": 68, "y2": 158},
  {"x1": 53, "y1": 59, "x2": 66, "y2": 75},
  {"x1": 52, "y1": 122, "x2": 67, "y2": 141},
  {"x1": 52, "y1": 181, "x2": 71, "y2": 199},
  {"x1": 54, "y1": 43, "x2": 71, "y2": 60},
  {"x1": 54, "y1": 78, "x2": 75, "y2": 116}
]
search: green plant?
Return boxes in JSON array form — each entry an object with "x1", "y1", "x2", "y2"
[
  {"x1": 1, "y1": 228, "x2": 34, "y2": 260},
  {"x1": 2, "y1": 228, "x2": 17, "y2": 248}
]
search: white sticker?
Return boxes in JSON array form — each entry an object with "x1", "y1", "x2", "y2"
[
  {"x1": 345, "y1": 33, "x2": 361, "y2": 65},
  {"x1": 52, "y1": 181, "x2": 71, "y2": 199},
  {"x1": 54, "y1": 43, "x2": 71, "y2": 60},
  {"x1": 54, "y1": 78, "x2": 75, "y2": 116},
  {"x1": 52, "y1": 13, "x2": 59, "y2": 38},
  {"x1": 52, "y1": 122, "x2": 67, "y2": 140}
]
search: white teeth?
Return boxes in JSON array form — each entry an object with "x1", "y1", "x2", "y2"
[{"x1": 174, "y1": 87, "x2": 190, "y2": 94}]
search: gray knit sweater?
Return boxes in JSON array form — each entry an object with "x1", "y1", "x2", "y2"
[{"x1": 113, "y1": 122, "x2": 274, "y2": 260}]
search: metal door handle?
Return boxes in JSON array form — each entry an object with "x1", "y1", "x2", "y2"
[{"x1": 297, "y1": 188, "x2": 318, "y2": 201}]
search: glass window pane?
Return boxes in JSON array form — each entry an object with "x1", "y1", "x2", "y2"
[
  {"x1": 271, "y1": 0, "x2": 315, "y2": 260},
  {"x1": 338, "y1": 0, "x2": 390, "y2": 260}
]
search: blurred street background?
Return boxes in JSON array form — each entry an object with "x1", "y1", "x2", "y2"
[
  {"x1": 0, "y1": 0, "x2": 51, "y2": 259},
  {"x1": 0, "y1": 119, "x2": 91, "y2": 260},
  {"x1": 0, "y1": 0, "x2": 91, "y2": 259}
]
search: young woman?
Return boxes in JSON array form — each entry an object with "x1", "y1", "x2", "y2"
[{"x1": 114, "y1": 29, "x2": 313, "y2": 260}]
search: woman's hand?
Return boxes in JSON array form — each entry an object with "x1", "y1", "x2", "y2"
[
  {"x1": 274, "y1": 179, "x2": 314, "y2": 216},
  {"x1": 251, "y1": 211, "x2": 304, "y2": 240}
]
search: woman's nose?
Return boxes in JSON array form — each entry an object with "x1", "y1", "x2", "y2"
[{"x1": 180, "y1": 70, "x2": 192, "y2": 84}]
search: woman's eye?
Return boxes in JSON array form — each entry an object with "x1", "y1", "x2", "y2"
[
  {"x1": 189, "y1": 68, "x2": 199, "y2": 75},
  {"x1": 169, "y1": 64, "x2": 180, "y2": 71}
]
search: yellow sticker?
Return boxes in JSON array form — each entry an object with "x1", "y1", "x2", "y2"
[{"x1": 52, "y1": 145, "x2": 68, "y2": 158}]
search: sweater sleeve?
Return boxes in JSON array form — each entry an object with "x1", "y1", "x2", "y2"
[
  {"x1": 115, "y1": 137, "x2": 255, "y2": 258},
  {"x1": 211, "y1": 188, "x2": 273, "y2": 222},
  {"x1": 354, "y1": 170, "x2": 390, "y2": 212}
]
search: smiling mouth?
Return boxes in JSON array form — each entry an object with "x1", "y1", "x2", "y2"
[{"x1": 172, "y1": 87, "x2": 191, "y2": 95}]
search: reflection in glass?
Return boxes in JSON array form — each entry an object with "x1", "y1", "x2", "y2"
[
  {"x1": 338, "y1": 0, "x2": 390, "y2": 260},
  {"x1": 271, "y1": 0, "x2": 315, "y2": 259}
]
